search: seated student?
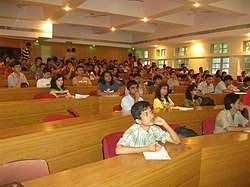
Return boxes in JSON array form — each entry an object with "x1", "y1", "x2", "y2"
[
  {"x1": 36, "y1": 67, "x2": 52, "y2": 88},
  {"x1": 8, "y1": 61, "x2": 29, "y2": 88},
  {"x1": 72, "y1": 66, "x2": 92, "y2": 86},
  {"x1": 184, "y1": 85, "x2": 203, "y2": 107},
  {"x1": 121, "y1": 80, "x2": 143, "y2": 114},
  {"x1": 153, "y1": 83, "x2": 174, "y2": 111},
  {"x1": 238, "y1": 71, "x2": 247, "y2": 82},
  {"x1": 214, "y1": 93, "x2": 250, "y2": 133},
  {"x1": 215, "y1": 75, "x2": 239, "y2": 93},
  {"x1": 97, "y1": 71, "x2": 119, "y2": 95},
  {"x1": 116, "y1": 101, "x2": 180, "y2": 154},
  {"x1": 239, "y1": 77, "x2": 250, "y2": 92},
  {"x1": 167, "y1": 71, "x2": 179, "y2": 93},
  {"x1": 198, "y1": 74, "x2": 214, "y2": 95},
  {"x1": 50, "y1": 74, "x2": 73, "y2": 98},
  {"x1": 147, "y1": 75, "x2": 162, "y2": 94}
]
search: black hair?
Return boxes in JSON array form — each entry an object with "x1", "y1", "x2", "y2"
[
  {"x1": 76, "y1": 65, "x2": 84, "y2": 71},
  {"x1": 243, "y1": 76, "x2": 250, "y2": 83},
  {"x1": 205, "y1": 74, "x2": 213, "y2": 79},
  {"x1": 66, "y1": 59, "x2": 72, "y2": 65},
  {"x1": 42, "y1": 67, "x2": 51, "y2": 74},
  {"x1": 131, "y1": 101, "x2": 151, "y2": 120},
  {"x1": 47, "y1": 57, "x2": 52, "y2": 63},
  {"x1": 67, "y1": 48, "x2": 71, "y2": 52},
  {"x1": 185, "y1": 84, "x2": 197, "y2": 100},
  {"x1": 72, "y1": 48, "x2": 76, "y2": 52},
  {"x1": 12, "y1": 61, "x2": 21, "y2": 67},
  {"x1": 224, "y1": 93, "x2": 240, "y2": 110},
  {"x1": 224, "y1": 75, "x2": 233, "y2": 81},
  {"x1": 50, "y1": 74, "x2": 65, "y2": 91},
  {"x1": 25, "y1": 42, "x2": 31, "y2": 47},
  {"x1": 133, "y1": 73, "x2": 141, "y2": 78},
  {"x1": 99, "y1": 71, "x2": 114, "y2": 85},
  {"x1": 126, "y1": 80, "x2": 138, "y2": 90},
  {"x1": 242, "y1": 71, "x2": 246, "y2": 75},
  {"x1": 153, "y1": 75, "x2": 162, "y2": 82},
  {"x1": 154, "y1": 82, "x2": 170, "y2": 102}
]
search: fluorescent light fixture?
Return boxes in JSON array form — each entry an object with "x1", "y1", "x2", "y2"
[
  {"x1": 63, "y1": 4, "x2": 72, "y2": 12},
  {"x1": 142, "y1": 17, "x2": 149, "y2": 22},
  {"x1": 193, "y1": 2, "x2": 201, "y2": 8},
  {"x1": 111, "y1": 27, "x2": 116, "y2": 32}
]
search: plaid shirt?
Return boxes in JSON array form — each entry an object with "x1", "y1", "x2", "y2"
[{"x1": 117, "y1": 123, "x2": 170, "y2": 147}]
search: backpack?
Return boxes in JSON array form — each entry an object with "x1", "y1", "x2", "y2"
[{"x1": 174, "y1": 126, "x2": 198, "y2": 137}]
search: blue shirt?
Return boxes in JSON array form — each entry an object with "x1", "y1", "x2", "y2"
[{"x1": 98, "y1": 82, "x2": 118, "y2": 93}]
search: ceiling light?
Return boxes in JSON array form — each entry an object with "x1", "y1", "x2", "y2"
[
  {"x1": 111, "y1": 27, "x2": 116, "y2": 32},
  {"x1": 247, "y1": 33, "x2": 250, "y2": 37},
  {"x1": 193, "y1": 2, "x2": 201, "y2": 8},
  {"x1": 142, "y1": 17, "x2": 149, "y2": 23},
  {"x1": 191, "y1": 40, "x2": 196, "y2": 43},
  {"x1": 154, "y1": 45, "x2": 158, "y2": 48},
  {"x1": 63, "y1": 4, "x2": 72, "y2": 12}
]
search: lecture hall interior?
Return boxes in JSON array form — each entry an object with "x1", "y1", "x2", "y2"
[{"x1": 0, "y1": 0, "x2": 250, "y2": 186}]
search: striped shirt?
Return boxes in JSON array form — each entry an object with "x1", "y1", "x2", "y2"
[
  {"x1": 21, "y1": 47, "x2": 30, "y2": 60},
  {"x1": 117, "y1": 123, "x2": 170, "y2": 147}
]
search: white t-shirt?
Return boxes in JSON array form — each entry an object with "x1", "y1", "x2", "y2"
[
  {"x1": 36, "y1": 78, "x2": 51, "y2": 88},
  {"x1": 121, "y1": 94, "x2": 143, "y2": 112}
]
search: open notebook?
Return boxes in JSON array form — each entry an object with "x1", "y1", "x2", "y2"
[{"x1": 143, "y1": 147, "x2": 171, "y2": 160}]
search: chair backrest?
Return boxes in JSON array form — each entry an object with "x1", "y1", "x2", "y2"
[
  {"x1": 88, "y1": 90, "x2": 98, "y2": 96},
  {"x1": 102, "y1": 132, "x2": 124, "y2": 159},
  {"x1": 0, "y1": 159, "x2": 49, "y2": 186},
  {"x1": 33, "y1": 92, "x2": 56, "y2": 99},
  {"x1": 113, "y1": 104, "x2": 122, "y2": 112},
  {"x1": 202, "y1": 117, "x2": 216, "y2": 135},
  {"x1": 242, "y1": 92, "x2": 250, "y2": 105},
  {"x1": 43, "y1": 114, "x2": 74, "y2": 122}
]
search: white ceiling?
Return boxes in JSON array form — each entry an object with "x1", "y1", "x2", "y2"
[{"x1": 0, "y1": 0, "x2": 250, "y2": 48}]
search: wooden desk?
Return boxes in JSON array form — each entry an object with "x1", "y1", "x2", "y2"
[
  {"x1": 0, "y1": 106, "x2": 222, "y2": 174},
  {"x1": 23, "y1": 132, "x2": 250, "y2": 187},
  {"x1": 24, "y1": 143, "x2": 201, "y2": 187}
]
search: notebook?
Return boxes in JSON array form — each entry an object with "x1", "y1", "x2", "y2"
[{"x1": 143, "y1": 147, "x2": 171, "y2": 160}]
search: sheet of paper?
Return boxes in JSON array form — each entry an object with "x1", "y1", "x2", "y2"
[
  {"x1": 171, "y1": 106, "x2": 194, "y2": 111},
  {"x1": 235, "y1": 92, "x2": 247, "y2": 95},
  {"x1": 143, "y1": 147, "x2": 171, "y2": 160},
  {"x1": 75, "y1": 94, "x2": 89, "y2": 99}
]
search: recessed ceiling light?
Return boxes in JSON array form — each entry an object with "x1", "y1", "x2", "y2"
[
  {"x1": 63, "y1": 4, "x2": 72, "y2": 12},
  {"x1": 154, "y1": 45, "x2": 158, "y2": 48},
  {"x1": 142, "y1": 17, "x2": 149, "y2": 22},
  {"x1": 111, "y1": 27, "x2": 116, "y2": 32},
  {"x1": 193, "y1": 2, "x2": 201, "y2": 8}
]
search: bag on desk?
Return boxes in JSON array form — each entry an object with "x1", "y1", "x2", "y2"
[
  {"x1": 174, "y1": 126, "x2": 198, "y2": 137},
  {"x1": 200, "y1": 97, "x2": 215, "y2": 106}
]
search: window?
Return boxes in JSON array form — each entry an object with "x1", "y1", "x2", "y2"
[
  {"x1": 243, "y1": 41, "x2": 250, "y2": 52},
  {"x1": 177, "y1": 58, "x2": 189, "y2": 68},
  {"x1": 180, "y1": 47, "x2": 188, "y2": 56},
  {"x1": 144, "y1": 50, "x2": 149, "y2": 59},
  {"x1": 244, "y1": 56, "x2": 250, "y2": 74},
  {"x1": 175, "y1": 47, "x2": 188, "y2": 56},
  {"x1": 211, "y1": 43, "x2": 228, "y2": 54},
  {"x1": 160, "y1": 49, "x2": 166, "y2": 57},
  {"x1": 211, "y1": 57, "x2": 230, "y2": 74},
  {"x1": 158, "y1": 60, "x2": 168, "y2": 68}
]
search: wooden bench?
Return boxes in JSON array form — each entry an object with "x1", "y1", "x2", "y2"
[
  {"x1": 23, "y1": 132, "x2": 250, "y2": 187},
  {"x1": 0, "y1": 106, "x2": 222, "y2": 174}
]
